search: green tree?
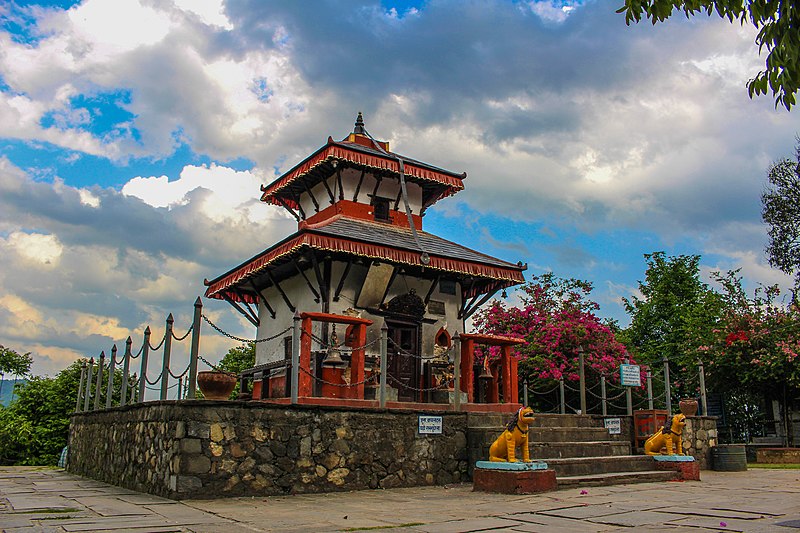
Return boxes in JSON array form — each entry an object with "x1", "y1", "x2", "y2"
[
  {"x1": 762, "y1": 140, "x2": 800, "y2": 291},
  {"x1": 0, "y1": 345, "x2": 32, "y2": 404},
  {"x1": 0, "y1": 345, "x2": 32, "y2": 376},
  {"x1": 618, "y1": 0, "x2": 800, "y2": 110},
  {"x1": 621, "y1": 252, "x2": 723, "y2": 400},
  {"x1": 0, "y1": 359, "x2": 135, "y2": 465},
  {"x1": 212, "y1": 342, "x2": 255, "y2": 400},
  {"x1": 702, "y1": 270, "x2": 800, "y2": 444}
]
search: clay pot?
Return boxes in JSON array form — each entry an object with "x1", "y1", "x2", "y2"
[
  {"x1": 197, "y1": 371, "x2": 237, "y2": 400},
  {"x1": 679, "y1": 398, "x2": 699, "y2": 417}
]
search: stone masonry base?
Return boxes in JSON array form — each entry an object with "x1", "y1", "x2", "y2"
[{"x1": 472, "y1": 468, "x2": 558, "y2": 494}]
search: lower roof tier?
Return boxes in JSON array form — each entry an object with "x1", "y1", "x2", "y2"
[{"x1": 204, "y1": 216, "x2": 525, "y2": 304}]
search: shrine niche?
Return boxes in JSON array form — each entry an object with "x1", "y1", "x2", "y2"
[{"x1": 203, "y1": 113, "x2": 526, "y2": 409}]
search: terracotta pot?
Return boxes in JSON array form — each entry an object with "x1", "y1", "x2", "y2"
[
  {"x1": 679, "y1": 398, "x2": 699, "y2": 417},
  {"x1": 197, "y1": 371, "x2": 237, "y2": 400}
]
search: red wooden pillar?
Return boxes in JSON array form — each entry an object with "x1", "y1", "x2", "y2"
[
  {"x1": 299, "y1": 317, "x2": 314, "y2": 397},
  {"x1": 348, "y1": 323, "x2": 367, "y2": 399},
  {"x1": 501, "y1": 344, "x2": 517, "y2": 404},
  {"x1": 461, "y1": 338, "x2": 475, "y2": 403},
  {"x1": 510, "y1": 354, "x2": 519, "y2": 405}
]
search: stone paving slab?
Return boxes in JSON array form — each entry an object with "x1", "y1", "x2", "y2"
[{"x1": 3, "y1": 467, "x2": 800, "y2": 532}]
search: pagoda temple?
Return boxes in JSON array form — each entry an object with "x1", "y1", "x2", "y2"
[{"x1": 204, "y1": 113, "x2": 526, "y2": 408}]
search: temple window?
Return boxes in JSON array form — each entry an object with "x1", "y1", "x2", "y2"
[{"x1": 372, "y1": 197, "x2": 391, "y2": 222}]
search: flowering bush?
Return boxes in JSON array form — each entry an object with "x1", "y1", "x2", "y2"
[{"x1": 473, "y1": 274, "x2": 632, "y2": 386}]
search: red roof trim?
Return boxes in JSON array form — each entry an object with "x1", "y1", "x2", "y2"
[
  {"x1": 260, "y1": 144, "x2": 465, "y2": 204},
  {"x1": 204, "y1": 233, "x2": 524, "y2": 302}
]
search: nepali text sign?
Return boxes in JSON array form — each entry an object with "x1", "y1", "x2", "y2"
[
  {"x1": 604, "y1": 417, "x2": 622, "y2": 435},
  {"x1": 619, "y1": 364, "x2": 641, "y2": 387},
  {"x1": 418, "y1": 415, "x2": 443, "y2": 435}
]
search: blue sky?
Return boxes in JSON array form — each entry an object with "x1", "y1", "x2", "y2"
[{"x1": 0, "y1": 0, "x2": 797, "y2": 376}]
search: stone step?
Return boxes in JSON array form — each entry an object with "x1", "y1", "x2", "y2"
[
  {"x1": 557, "y1": 470, "x2": 679, "y2": 487},
  {"x1": 526, "y1": 426, "x2": 613, "y2": 442},
  {"x1": 544, "y1": 455, "x2": 656, "y2": 477},
  {"x1": 530, "y1": 441, "x2": 632, "y2": 459},
  {"x1": 466, "y1": 412, "x2": 606, "y2": 430}
]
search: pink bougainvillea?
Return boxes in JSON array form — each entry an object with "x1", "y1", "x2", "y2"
[{"x1": 473, "y1": 274, "x2": 632, "y2": 385}]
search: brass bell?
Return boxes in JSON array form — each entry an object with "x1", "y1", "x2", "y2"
[{"x1": 323, "y1": 325, "x2": 346, "y2": 366}]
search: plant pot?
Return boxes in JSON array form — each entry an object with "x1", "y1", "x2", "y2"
[
  {"x1": 679, "y1": 398, "x2": 699, "y2": 417},
  {"x1": 197, "y1": 371, "x2": 237, "y2": 400}
]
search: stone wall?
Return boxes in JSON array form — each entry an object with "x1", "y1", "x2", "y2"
[
  {"x1": 69, "y1": 401, "x2": 468, "y2": 500},
  {"x1": 680, "y1": 416, "x2": 717, "y2": 469}
]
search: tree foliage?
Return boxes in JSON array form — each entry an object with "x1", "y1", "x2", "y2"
[
  {"x1": 0, "y1": 345, "x2": 32, "y2": 376},
  {"x1": 473, "y1": 273, "x2": 631, "y2": 390},
  {"x1": 762, "y1": 140, "x2": 800, "y2": 291},
  {"x1": 621, "y1": 252, "x2": 723, "y2": 399},
  {"x1": 0, "y1": 359, "x2": 134, "y2": 465},
  {"x1": 213, "y1": 342, "x2": 255, "y2": 400},
  {"x1": 619, "y1": 0, "x2": 800, "y2": 110}
]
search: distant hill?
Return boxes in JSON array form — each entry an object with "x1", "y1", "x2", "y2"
[{"x1": 0, "y1": 379, "x2": 27, "y2": 407}]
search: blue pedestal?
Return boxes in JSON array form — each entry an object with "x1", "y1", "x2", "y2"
[
  {"x1": 475, "y1": 460, "x2": 549, "y2": 471},
  {"x1": 652, "y1": 455, "x2": 695, "y2": 462}
]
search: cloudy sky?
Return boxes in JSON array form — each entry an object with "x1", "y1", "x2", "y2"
[{"x1": 1, "y1": 0, "x2": 797, "y2": 378}]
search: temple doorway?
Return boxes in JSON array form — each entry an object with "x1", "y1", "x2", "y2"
[{"x1": 387, "y1": 321, "x2": 420, "y2": 402}]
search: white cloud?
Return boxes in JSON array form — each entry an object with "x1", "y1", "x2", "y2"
[{"x1": 6, "y1": 231, "x2": 63, "y2": 266}]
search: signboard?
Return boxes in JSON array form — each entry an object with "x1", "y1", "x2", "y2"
[
  {"x1": 418, "y1": 415, "x2": 443, "y2": 435},
  {"x1": 604, "y1": 417, "x2": 621, "y2": 435},
  {"x1": 619, "y1": 364, "x2": 641, "y2": 387}
]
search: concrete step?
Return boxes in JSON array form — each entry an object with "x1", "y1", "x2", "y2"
[
  {"x1": 544, "y1": 455, "x2": 657, "y2": 477},
  {"x1": 466, "y1": 413, "x2": 607, "y2": 430},
  {"x1": 557, "y1": 470, "x2": 679, "y2": 487},
  {"x1": 531, "y1": 441, "x2": 632, "y2": 459}
]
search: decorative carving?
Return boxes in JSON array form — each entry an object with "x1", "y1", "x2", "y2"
[{"x1": 386, "y1": 289, "x2": 426, "y2": 319}]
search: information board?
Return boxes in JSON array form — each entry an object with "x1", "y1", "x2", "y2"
[
  {"x1": 619, "y1": 364, "x2": 641, "y2": 387},
  {"x1": 418, "y1": 415, "x2": 443, "y2": 435}
]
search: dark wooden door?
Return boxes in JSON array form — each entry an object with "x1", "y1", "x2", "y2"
[{"x1": 388, "y1": 323, "x2": 419, "y2": 402}]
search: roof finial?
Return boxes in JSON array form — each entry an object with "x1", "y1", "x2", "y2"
[{"x1": 354, "y1": 111, "x2": 365, "y2": 134}]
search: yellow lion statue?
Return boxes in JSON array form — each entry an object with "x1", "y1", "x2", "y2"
[
  {"x1": 644, "y1": 413, "x2": 686, "y2": 456},
  {"x1": 489, "y1": 406, "x2": 536, "y2": 462}
]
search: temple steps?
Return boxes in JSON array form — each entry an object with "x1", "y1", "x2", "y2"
[{"x1": 467, "y1": 412, "x2": 682, "y2": 488}]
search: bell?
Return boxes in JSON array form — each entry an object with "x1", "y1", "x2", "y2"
[
  {"x1": 479, "y1": 357, "x2": 493, "y2": 380},
  {"x1": 323, "y1": 325, "x2": 346, "y2": 366}
]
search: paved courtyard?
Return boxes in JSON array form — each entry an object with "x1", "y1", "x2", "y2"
[{"x1": 1, "y1": 467, "x2": 799, "y2": 532}]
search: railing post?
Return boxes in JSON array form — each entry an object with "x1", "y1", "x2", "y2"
[
  {"x1": 523, "y1": 379, "x2": 528, "y2": 408},
  {"x1": 139, "y1": 327, "x2": 151, "y2": 403},
  {"x1": 106, "y1": 345, "x2": 117, "y2": 408},
  {"x1": 559, "y1": 378, "x2": 565, "y2": 414},
  {"x1": 121, "y1": 337, "x2": 132, "y2": 407},
  {"x1": 187, "y1": 297, "x2": 202, "y2": 399},
  {"x1": 578, "y1": 346, "x2": 586, "y2": 414},
  {"x1": 698, "y1": 359, "x2": 707, "y2": 416},
  {"x1": 625, "y1": 356, "x2": 633, "y2": 416},
  {"x1": 378, "y1": 320, "x2": 390, "y2": 411},
  {"x1": 452, "y1": 332, "x2": 460, "y2": 412},
  {"x1": 601, "y1": 375, "x2": 607, "y2": 416},
  {"x1": 93, "y1": 351, "x2": 105, "y2": 411},
  {"x1": 160, "y1": 314, "x2": 174, "y2": 400},
  {"x1": 291, "y1": 311, "x2": 300, "y2": 404},
  {"x1": 646, "y1": 369, "x2": 654, "y2": 410},
  {"x1": 83, "y1": 358, "x2": 94, "y2": 412},
  {"x1": 75, "y1": 360, "x2": 86, "y2": 413},
  {"x1": 663, "y1": 355, "x2": 672, "y2": 415},
  {"x1": 178, "y1": 377, "x2": 183, "y2": 400}
]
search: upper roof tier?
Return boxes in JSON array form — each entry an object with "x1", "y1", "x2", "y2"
[{"x1": 260, "y1": 113, "x2": 466, "y2": 214}]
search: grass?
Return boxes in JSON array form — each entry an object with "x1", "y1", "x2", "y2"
[
  {"x1": 747, "y1": 463, "x2": 800, "y2": 469},
  {"x1": 342, "y1": 524, "x2": 424, "y2": 531},
  {"x1": 16, "y1": 507, "x2": 82, "y2": 514}
]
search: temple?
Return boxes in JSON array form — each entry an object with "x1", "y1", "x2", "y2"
[{"x1": 204, "y1": 113, "x2": 526, "y2": 410}]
